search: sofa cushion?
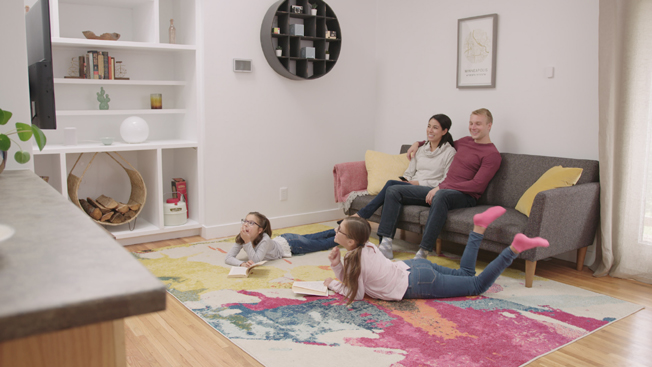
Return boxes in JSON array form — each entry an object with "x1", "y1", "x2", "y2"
[
  {"x1": 515, "y1": 166, "x2": 583, "y2": 216},
  {"x1": 432, "y1": 206, "x2": 528, "y2": 245},
  {"x1": 478, "y1": 153, "x2": 599, "y2": 208},
  {"x1": 364, "y1": 150, "x2": 409, "y2": 195}
]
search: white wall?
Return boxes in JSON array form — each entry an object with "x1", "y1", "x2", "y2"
[
  {"x1": 2, "y1": 0, "x2": 33, "y2": 171},
  {"x1": 374, "y1": 0, "x2": 599, "y2": 160},
  {"x1": 201, "y1": 0, "x2": 378, "y2": 237}
]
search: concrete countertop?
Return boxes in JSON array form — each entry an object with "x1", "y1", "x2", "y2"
[{"x1": 0, "y1": 170, "x2": 166, "y2": 342}]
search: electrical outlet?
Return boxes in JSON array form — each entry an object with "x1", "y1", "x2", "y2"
[{"x1": 280, "y1": 187, "x2": 288, "y2": 201}]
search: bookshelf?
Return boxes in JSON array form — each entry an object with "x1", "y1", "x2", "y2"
[
  {"x1": 261, "y1": 0, "x2": 341, "y2": 80},
  {"x1": 33, "y1": 0, "x2": 203, "y2": 245}
]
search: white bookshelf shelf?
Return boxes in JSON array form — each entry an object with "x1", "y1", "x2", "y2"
[
  {"x1": 56, "y1": 109, "x2": 186, "y2": 116},
  {"x1": 34, "y1": 140, "x2": 198, "y2": 155},
  {"x1": 52, "y1": 38, "x2": 196, "y2": 52},
  {"x1": 54, "y1": 78, "x2": 187, "y2": 86}
]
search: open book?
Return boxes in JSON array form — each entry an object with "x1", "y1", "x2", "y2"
[
  {"x1": 292, "y1": 281, "x2": 329, "y2": 297},
  {"x1": 227, "y1": 261, "x2": 267, "y2": 278}
]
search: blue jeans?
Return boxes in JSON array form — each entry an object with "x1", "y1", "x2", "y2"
[
  {"x1": 402, "y1": 232, "x2": 518, "y2": 298},
  {"x1": 377, "y1": 187, "x2": 476, "y2": 251},
  {"x1": 356, "y1": 180, "x2": 412, "y2": 219},
  {"x1": 279, "y1": 229, "x2": 337, "y2": 255}
]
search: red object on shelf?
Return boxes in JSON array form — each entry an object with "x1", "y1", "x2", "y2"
[
  {"x1": 171, "y1": 178, "x2": 189, "y2": 218},
  {"x1": 166, "y1": 198, "x2": 180, "y2": 204}
]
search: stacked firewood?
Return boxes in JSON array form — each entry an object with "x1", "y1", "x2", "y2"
[{"x1": 79, "y1": 194, "x2": 140, "y2": 223}]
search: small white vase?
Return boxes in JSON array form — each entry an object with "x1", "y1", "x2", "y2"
[
  {"x1": 311, "y1": 9, "x2": 317, "y2": 15},
  {"x1": 276, "y1": 49, "x2": 282, "y2": 56},
  {"x1": 325, "y1": 54, "x2": 330, "y2": 60},
  {"x1": 120, "y1": 116, "x2": 149, "y2": 144}
]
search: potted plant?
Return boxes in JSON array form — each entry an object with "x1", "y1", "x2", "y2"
[
  {"x1": 310, "y1": 3, "x2": 318, "y2": 15},
  {"x1": 325, "y1": 50, "x2": 330, "y2": 60},
  {"x1": 275, "y1": 46, "x2": 283, "y2": 57},
  {"x1": 0, "y1": 108, "x2": 47, "y2": 172}
]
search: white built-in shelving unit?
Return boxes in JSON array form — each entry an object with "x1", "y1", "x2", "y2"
[{"x1": 33, "y1": 0, "x2": 203, "y2": 245}]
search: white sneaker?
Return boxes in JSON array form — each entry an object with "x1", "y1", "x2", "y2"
[
  {"x1": 414, "y1": 248, "x2": 429, "y2": 259},
  {"x1": 379, "y1": 239, "x2": 393, "y2": 259}
]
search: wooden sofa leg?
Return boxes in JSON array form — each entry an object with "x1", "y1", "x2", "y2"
[
  {"x1": 435, "y1": 239, "x2": 442, "y2": 255},
  {"x1": 525, "y1": 260, "x2": 536, "y2": 288},
  {"x1": 576, "y1": 247, "x2": 588, "y2": 271}
]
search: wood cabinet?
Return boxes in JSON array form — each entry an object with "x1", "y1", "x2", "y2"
[
  {"x1": 33, "y1": 0, "x2": 203, "y2": 245},
  {"x1": 261, "y1": 0, "x2": 341, "y2": 80}
]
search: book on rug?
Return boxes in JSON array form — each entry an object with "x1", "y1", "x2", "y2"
[
  {"x1": 227, "y1": 261, "x2": 267, "y2": 278},
  {"x1": 292, "y1": 281, "x2": 329, "y2": 296}
]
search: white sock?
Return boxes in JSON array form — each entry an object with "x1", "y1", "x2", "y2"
[
  {"x1": 379, "y1": 238, "x2": 393, "y2": 259},
  {"x1": 380, "y1": 237, "x2": 393, "y2": 247},
  {"x1": 414, "y1": 248, "x2": 429, "y2": 259}
]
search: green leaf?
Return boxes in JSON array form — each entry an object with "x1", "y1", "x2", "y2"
[
  {"x1": 0, "y1": 134, "x2": 10, "y2": 151},
  {"x1": 16, "y1": 123, "x2": 33, "y2": 141},
  {"x1": 0, "y1": 109, "x2": 11, "y2": 126},
  {"x1": 32, "y1": 125, "x2": 47, "y2": 151},
  {"x1": 14, "y1": 150, "x2": 30, "y2": 164}
]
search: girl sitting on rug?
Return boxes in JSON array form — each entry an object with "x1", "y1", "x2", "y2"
[
  {"x1": 225, "y1": 211, "x2": 340, "y2": 267},
  {"x1": 324, "y1": 209, "x2": 549, "y2": 304}
]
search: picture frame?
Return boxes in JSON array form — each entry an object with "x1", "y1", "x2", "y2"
[
  {"x1": 456, "y1": 14, "x2": 498, "y2": 88},
  {"x1": 291, "y1": 5, "x2": 303, "y2": 14}
]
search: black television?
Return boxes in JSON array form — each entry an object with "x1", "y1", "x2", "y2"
[{"x1": 25, "y1": 0, "x2": 57, "y2": 130}]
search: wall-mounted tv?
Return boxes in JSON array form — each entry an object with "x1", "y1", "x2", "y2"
[{"x1": 25, "y1": 0, "x2": 57, "y2": 130}]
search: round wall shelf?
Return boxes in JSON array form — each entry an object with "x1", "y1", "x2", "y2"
[{"x1": 260, "y1": 0, "x2": 341, "y2": 80}]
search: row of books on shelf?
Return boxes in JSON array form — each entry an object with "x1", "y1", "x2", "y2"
[{"x1": 64, "y1": 50, "x2": 129, "y2": 80}]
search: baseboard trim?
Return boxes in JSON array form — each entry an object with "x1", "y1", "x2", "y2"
[{"x1": 201, "y1": 208, "x2": 344, "y2": 240}]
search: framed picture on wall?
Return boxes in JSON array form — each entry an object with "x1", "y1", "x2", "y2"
[{"x1": 456, "y1": 13, "x2": 498, "y2": 88}]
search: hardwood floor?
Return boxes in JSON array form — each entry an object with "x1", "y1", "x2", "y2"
[{"x1": 124, "y1": 232, "x2": 651, "y2": 367}]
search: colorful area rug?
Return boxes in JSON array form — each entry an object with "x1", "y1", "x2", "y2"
[{"x1": 133, "y1": 223, "x2": 643, "y2": 367}]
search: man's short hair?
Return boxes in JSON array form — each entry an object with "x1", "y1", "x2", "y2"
[{"x1": 472, "y1": 108, "x2": 493, "y2": 124}]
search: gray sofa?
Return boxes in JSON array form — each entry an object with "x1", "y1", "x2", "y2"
[{"x1": 343, "y1": 146, "x2": 600, "y2": 287}]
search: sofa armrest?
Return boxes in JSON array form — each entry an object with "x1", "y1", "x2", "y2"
[
  {"x1": 521, "y1": 182, "x2": 600, "y2": 261},
  {"x1": 333, "y1": 161, "x2": 367, "y2": 203}
]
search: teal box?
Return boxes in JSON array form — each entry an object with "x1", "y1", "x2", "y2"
[
  {"x1": 300, "y1": 47, "x2": 315, "y2": 59},
  {"x1": 289, "y1": 24, "x2": 304, "y2": 36}
]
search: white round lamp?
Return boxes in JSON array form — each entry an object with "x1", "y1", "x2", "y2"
[{"x1": 120, "y1": 116, "x2": 149, "y2": 143}]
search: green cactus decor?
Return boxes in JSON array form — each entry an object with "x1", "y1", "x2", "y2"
[{"x1": 97, "y1": 87, "x2": 110, "y2": 110}]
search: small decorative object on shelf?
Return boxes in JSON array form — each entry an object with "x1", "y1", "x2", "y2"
[
  {"x1": 115, "y1": 61, "x2": 129, "y2": 80},
  {"x1": 301, "y1": 46, "x2": 315, "y2": 59},
  {"x1": 272, "y1": 27, "x2": 280, "y2": 34},
  {"x1": 64, "y1": 127, "x2": 77, "y2": 146},
  {"x1": 310, "y1": 3, "x2": 318, "y2": 15},
  {"x1": 325, "y1": 30, "x2": 337, "y2": 39},
  {"x1": 325, "y1": 50, "x2": 330, "y2": 60},
  {"x1": 169, "y1": 19, "x2": 176, "y2": 44},
  {"x1": 97, "y1": 87, "x2": 110, "y2": 110},
  {"x1": 82, "y1": 31, "x2": 120, "y2": 41},
  {"x1": 289, "y1": 24, "x2": 304, "y2": 36},
  {"x1": 66, "y1": 57, "x2": 82, "y2": 78},
  {"x1": 120, "y1": 116, "x2": 149, "y2": 144},
  {"x1": 275, "y1": 46, "x2": 282, "y2": 57},
  {"x1": 291, "y1": 5, "x2": 303, "y2": 13},
  {"x1": 150, "y1": 94, "x2": 162, "y2": 109},
  {"x1": 100, "y1": 137, "x2": 114, "y2": 145}
]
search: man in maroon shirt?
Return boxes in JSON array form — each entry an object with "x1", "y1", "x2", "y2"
[{"x1": 376, "y1": 108, "x2": 502, "y2": 259}]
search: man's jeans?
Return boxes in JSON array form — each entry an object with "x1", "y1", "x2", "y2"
[{"x1": 376, "y1": 187, "x2": 476, "y2": 251}]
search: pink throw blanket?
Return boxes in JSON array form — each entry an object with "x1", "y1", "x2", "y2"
[{"x1": 333, "y1": 161, "x2": 367, "y2": 202}]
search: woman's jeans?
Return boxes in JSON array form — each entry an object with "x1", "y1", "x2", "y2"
[
  {"x1": 402, "y1": 232, "x2": 518, "y2": 298},
  {"x1": 356, "y1": 180, "x2": 412, "y2": 219},
  {"x1": 376, "y1": 187, "x2": 476, "y2": 252},
  {"x1": 279, "y1": 229, "x2": 337, "y2": 255}
]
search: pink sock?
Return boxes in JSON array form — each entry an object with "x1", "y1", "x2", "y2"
[
  {"x1": 511, "y1": 233, "x2": 549, "y2": 253},
  {"x1": 473, "y1": 206, "x2": 506, "y2": 228}
]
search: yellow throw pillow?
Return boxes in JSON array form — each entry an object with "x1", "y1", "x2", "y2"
[
  {"x1": 364, "y1": 150, "x2": 410, "y2": 195},
  {"x1": 515, "y1": 166, "x2": 583, "y2": 217}
]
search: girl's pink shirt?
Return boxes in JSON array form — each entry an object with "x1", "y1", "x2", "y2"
[{"x1": 328, "y1": 242, "x2": 410, "y2": 301}]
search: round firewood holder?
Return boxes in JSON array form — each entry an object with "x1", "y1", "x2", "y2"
[{"x1": 67, "y1": 151, "x2": 147, "y2": 230}]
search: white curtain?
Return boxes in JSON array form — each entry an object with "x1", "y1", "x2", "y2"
[{"x1": 594, "y1": 0, "x2": 652, "y2": 283}]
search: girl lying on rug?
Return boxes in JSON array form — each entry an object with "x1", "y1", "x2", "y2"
[
  {"x1": 225, "y1": 211, "x2": 340, "y2": 267},
  {"x1": 324, "y1": 208, "x2": 549, "y2": 303}
]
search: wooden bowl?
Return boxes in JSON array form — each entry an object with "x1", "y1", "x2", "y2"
[{"x1": 82, "y1": 31, "x2": 121, "y2": 41}]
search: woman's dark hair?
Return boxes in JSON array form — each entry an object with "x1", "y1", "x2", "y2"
[
  {"x1": 235, "y1": 212, "x2": 272, "y2": 247},
  {"x1": 341, "y1": 217, "x2": 371, "y2": 305},
  {"x1": 429, "y1": 114, "x2": 455, "y2": 148}
]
